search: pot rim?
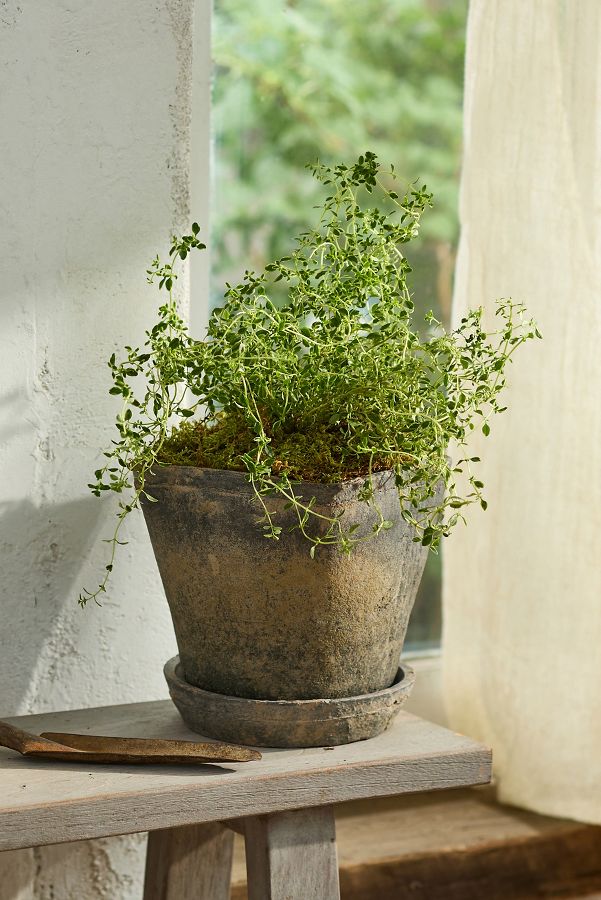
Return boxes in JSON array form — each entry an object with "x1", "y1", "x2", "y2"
[{"x1": 141, "y1": 463, "x2": 399, "y2": 497}]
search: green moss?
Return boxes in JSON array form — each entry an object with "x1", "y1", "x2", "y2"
[{"x1": 158, "y1": 412, "x2": 395, "y2": 484}]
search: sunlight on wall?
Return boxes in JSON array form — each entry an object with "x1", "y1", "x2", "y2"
[{"x1": 0, "y1": 1, "x2": 210, "y2": 896}]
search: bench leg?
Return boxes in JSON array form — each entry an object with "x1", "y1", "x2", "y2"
[
  {"x1": 143, "y1": 822, "x2": 233, "y2": 900},
  {"x1": 244, "y1": 806, "x2": 340, "y2": 900}
]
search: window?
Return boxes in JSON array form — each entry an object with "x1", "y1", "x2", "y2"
[{"x1": 211, "y1": 0, "x2": 467, "y2": 648}]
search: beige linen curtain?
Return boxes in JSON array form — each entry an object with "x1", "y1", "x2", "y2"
[{"x1": 443, "y1": 0, "x2": 601, "y2": 823}]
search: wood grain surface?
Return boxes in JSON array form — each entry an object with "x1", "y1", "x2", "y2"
[
  {"x1": 0, "y1": 699, "x2": 491, "y2": 851},
  {"x1": 244, "y1": 807, "x2": 340, "y2": 900},
  {"x1": 231, "y1": 789, "x2": 601, "y2": 899},
  {"x1": 143, "y1": 822, "x2": 233, "y2": 900}
]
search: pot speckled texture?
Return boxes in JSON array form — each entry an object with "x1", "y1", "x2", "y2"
[
  {"x1": 141, "y1": 466, "x2": 430, "y2": 701},
  {"x1": 164, "y1": 656, "x2": 415, "y2": 747}
]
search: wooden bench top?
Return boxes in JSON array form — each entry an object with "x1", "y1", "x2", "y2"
[{"x1": 0, "y1": 699, "x2": 491, "y2": 851}]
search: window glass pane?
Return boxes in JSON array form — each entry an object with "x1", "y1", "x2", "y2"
[{"x1": 212, "y1": 0, "x2": 467, "y2": 649}]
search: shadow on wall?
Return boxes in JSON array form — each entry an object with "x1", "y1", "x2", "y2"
[
  {"x1": 0, "y1": 848, "x2": 35, "y2": 899},
  {"x1": 0, "y1": 494, "x2": 105, "y2": 715},
  {"x1": 0, "y1": 388, "x2": 30, "y2": 446}
]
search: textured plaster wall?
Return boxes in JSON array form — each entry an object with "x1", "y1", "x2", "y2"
[{"x1": 0, "y1": 1, "x2": 210, "y2": 896}]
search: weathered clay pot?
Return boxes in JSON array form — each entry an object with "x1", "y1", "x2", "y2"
[
  {"x1": 164, "y1": 657, "x2": 416, "y2": 748},
  {"x1": 141, "y1": 466, "x2": 430, "y2": 705}
]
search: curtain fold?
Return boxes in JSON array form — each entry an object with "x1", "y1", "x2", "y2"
[{"x1": 443, "y1": 0, "x2": 601, "y2": 823}]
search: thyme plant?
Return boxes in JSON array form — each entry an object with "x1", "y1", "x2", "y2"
[{"x1": 79, "y1": 152, "x2": 539, "y2": 606}]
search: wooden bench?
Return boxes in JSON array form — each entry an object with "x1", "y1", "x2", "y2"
[{"x1": 0, "y1": 700, "x2": 491, "y2": 899}]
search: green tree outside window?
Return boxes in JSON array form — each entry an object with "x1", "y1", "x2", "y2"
[{"x1": 212, "y1": 0, "x2": 468, "y2": 648}]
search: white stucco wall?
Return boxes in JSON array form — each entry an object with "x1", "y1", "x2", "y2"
[{"x1": 0, "y1": 1, "x2": 210, "y2": 896}]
